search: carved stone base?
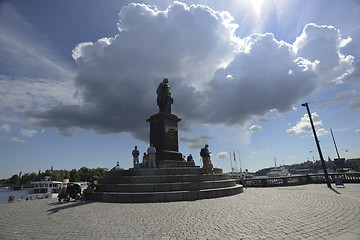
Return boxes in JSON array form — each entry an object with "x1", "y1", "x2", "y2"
[
  {"x1": 156, "y1": 150, "x2": 183, "y2": 162},
  {"x1": 158, "y1": 159, "x2": 195, "y2": 168},
  {"x1": 146, "y1": 113, "x2": 183, "y2": 163}
]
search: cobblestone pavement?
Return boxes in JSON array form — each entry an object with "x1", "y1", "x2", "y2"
[{"x1": 0, "y1": 184, "x2": 359, "y2": 240}]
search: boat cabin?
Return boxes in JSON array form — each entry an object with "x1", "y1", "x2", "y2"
[{"x1": 28, "y1": 181, "x2": 63, "y2": 194}]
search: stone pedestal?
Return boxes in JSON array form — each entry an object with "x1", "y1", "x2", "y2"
[
  {"x1": 146, "y1": 113, "x2": 183, "y2": 165},
  {"x1": 89, "y1": 167, "x2": 243, "y2": 203}
]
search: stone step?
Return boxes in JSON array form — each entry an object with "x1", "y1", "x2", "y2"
[
  {"x1": 157, "y1": 160, "x2": 196, "y2": 168},
  {"x1": 92, "y1": 167, "x2": 242, "y2": 203},
  {"x1": 101, "y1": 173, "x2": 230, "y2": 184},
  {"x1": 89, "y1": 184, "x2": 243, "y2": 203},
  {"x1": 105, "y1": 167, "x2": 222, "y2": 177},
  {"x1": 96, "y1": 179, "x2": 237, "y2": 192}
]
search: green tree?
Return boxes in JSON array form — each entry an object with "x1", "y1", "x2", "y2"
[
  {"x1": 36, "y1": 172, "x2": 46, "y2": 181},
  {"x1": 30, "y1": 173, "x2": 37, "y2": 182},
  {"x1": 78, "y1": 167, "x2": 90, "y2": 181},
  {"x1": 96, "y1": 167, "x2": 107, "y2": 176},
  {"x1": 2, "y1": 166, "x2": 108, "y2": 185},
  {"x1": 9, "y1": 174, "x2": 20, "y2": 185},
  {"x1": 20, "y1": 173, "x2": 32, "y2": 184},
  {"x1": 69, "y1": 169, "x2": 80, "y2": 182}
]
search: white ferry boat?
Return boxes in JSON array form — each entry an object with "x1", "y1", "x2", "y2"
[
  {"x1": 25, "y1": 181, "x2": 63, "y2": 200},
  {"x1": 25, "y1": 181, "x2": 89, "y2": 200},
  {"x1": 265, "y1": 158, "x2": 290, "y2": 177},
  {"x1": 266, "y1": 165, "x2": 290, "y2": 177}
]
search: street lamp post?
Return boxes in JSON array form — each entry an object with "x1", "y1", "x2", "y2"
[{"x1": 302, "y1": 103, "x2": 331, "y2": 188}]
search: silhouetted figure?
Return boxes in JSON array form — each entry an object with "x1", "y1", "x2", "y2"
[
  {"x1": 156, "y1": 78, "x2": 173, "y2": 114},
  {"x1": 187, "y1": 154, "x2": 194, "y2": 163},
  {"x1": 132, "y1": 146, "x2": 140, "y2": 169}
]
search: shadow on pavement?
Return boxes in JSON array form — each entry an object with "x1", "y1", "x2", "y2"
[
  {"x1": 329, "y1": 186, "x2": 341, "y2": 194},
  {"x1": 47, "y1": 200, "x2": 94, "y2": 214}
]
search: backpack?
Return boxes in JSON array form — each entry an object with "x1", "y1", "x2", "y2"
[{"x1": 200, "y1": 148, "x2": 206, "y2": 157}]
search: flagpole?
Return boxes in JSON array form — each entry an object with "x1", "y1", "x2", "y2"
[{"x1": 238, "y1": 149, "x2": 242, "y2": 173}]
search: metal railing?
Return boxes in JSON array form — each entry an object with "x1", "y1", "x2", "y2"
[{"x1": 239, "y1": 172, "x2": 360, "y2": 187}]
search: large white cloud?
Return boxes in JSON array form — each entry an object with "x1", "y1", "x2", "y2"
[
  {"x1": 287, "y1": 112, "x2": 328, "y2": 136},
  {"x1": 28, "y1": 2, "x2": 358, "y2": 142},
  {"x1": 293, "y1": 23, "x2": 354, "y2": 85},
  {"x1": 29, "y1": 2, "x2": 237, "y2": 139}
]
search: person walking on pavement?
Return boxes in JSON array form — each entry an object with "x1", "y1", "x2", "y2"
[
  {"x1": 132, "y1": 146, "x2": 140, "y2": 169},
  {"x1": 147, "y1": 144, "x2": 156, "y2": 168}
]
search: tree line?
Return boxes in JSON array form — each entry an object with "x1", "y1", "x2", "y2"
[{"x1": 0, "y1": 167, "x2": 108, "y2": 185}]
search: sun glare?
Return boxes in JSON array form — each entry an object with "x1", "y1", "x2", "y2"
[{"x1": 250, "y1": 0, "x2": 264, "y2": 17}]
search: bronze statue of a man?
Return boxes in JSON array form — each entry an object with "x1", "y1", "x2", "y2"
[{"x1": 156, "y1": 78, "x2": 173, "y2": 114}]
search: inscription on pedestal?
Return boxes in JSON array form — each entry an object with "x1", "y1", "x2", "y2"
[
  {"x1": 164, "y1": 122, "x2": 178, "y2": 151},
  {"x1": 146, "y1": 113, "x2": 182, "y2": 162}
]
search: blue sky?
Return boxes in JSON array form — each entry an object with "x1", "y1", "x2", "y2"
[{"x1": 1, "y1": 0, "x2": 360, "y2": 179}]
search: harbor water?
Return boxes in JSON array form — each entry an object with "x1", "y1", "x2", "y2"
[{"x1": 0, "y1": 188, "x2": 29, "y2": 205}]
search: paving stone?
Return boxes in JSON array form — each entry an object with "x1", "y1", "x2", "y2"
[{"x1": 0, "y1": 184, "x2": 360, "y2": 239}]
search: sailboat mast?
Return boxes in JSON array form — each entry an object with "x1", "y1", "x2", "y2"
[
  {"x1": 233, "y1": 151, "x2": 238, "y2": 172},
  {"x1": 229, "y1": 149, "x2": 233, "y2": 173},
  {"x1": 238, "y1": 150, "x2": 242, "y2": 173}
]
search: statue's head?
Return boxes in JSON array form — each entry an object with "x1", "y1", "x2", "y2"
[{"x1": 163, "y1": 78, "x2": 168, "y2": 84}]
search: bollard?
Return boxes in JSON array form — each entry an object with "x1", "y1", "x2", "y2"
[{"x1": 8, "y1": 196, "x2": 15, "y2": 203}]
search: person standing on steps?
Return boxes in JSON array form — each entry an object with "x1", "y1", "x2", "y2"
[
  {"x1": 147, "y1": 144, "x2": 156, "y2": 168},
  {"x1": 142, "y1": 152, "x2": 148, "y2": 168},
  {"x1": 200, "y1": 144, "x2": 211, "y2": 174},
  {"x1": 132, "y1": 146, "x2": 140, "y2": 169}
]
